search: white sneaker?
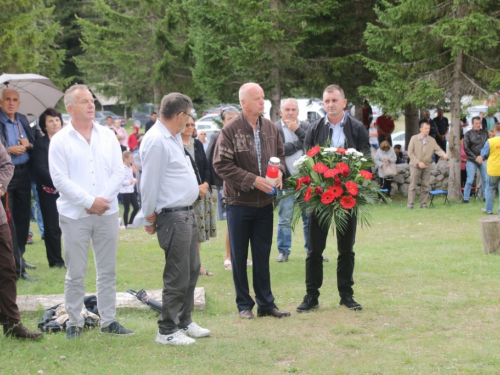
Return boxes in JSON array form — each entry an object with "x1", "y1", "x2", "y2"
[
  {"x1": 181, "y1": 322, "x2": 211, "y2": 338},
  {"x1": 155, "y1": 330, "x2": 196, "y2": 345}
]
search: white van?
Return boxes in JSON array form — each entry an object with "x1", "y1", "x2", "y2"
[{"x1": 263, "y1": 98, "x2": 326, "y2": 123}]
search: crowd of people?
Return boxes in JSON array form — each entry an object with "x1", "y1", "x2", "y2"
[{"x1": 2, "y1": 81, "x2": 499, "y2": 345}]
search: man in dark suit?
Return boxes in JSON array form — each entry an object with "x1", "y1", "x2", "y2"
[
  {"x1": 297, "y1": 84, "x2": 369, "y2": 313},
  {"x1": 0, "y1": 89, "x2": 38, "y2": 281}
]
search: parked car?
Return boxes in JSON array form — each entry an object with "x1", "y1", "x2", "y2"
[
  {"x1": 203, "y1": 129, "x2": 221, "y2": 143},
  {"x1": 371, "y1": 105, "x2": 383, "y2": 123},
  {"x1": 195, "y1": 114, "x2": 221, "y2": 131},
  {"x1": 202, "y1": 104, "x2": 239, "y2": 117},
  {"x1": 62, "y1": 114, "x2": 71, "y2": 127},
  {"x1": 95, "y1": 111, "x2": 126, "y2": 126},
  {"x1": 391, "y1": 130, "x2": 406, "y2": 151}
]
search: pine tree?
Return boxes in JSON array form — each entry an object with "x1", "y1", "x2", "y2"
[
  {"x1": 76, "y1": 0, "x2": 192, "y2": 107},
  {"x1": 363, "y1": 0, "x2": 500, "y2": 199},
  {"x1": 0, "y1": 0, "x2": 64, "y2": 83}
]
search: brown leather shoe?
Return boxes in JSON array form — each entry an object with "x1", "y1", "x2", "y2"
[
  {"x1": 239, "y1": 310, "x2": 254, "y2": 319},
  {"x1": 257, "y1": 308, "x2": 291, "y2": 318},
  {"x1": 3, "y1": 323, "x2": 43, "y2": 340}
]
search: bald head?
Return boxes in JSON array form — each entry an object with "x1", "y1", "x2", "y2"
[
  {"x1": 0, "y1": 89, "x2": 21, "y2": 119},
  {"x1": 239, "y1": 83, "x2": 265, "y2": 119}
]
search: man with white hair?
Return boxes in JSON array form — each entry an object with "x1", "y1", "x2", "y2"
[
  {"x1": 49, "y1": 84, "x2": 133, "y2": 339},
  {"x1": 214, "y1": 82, "x2": 290, "y2": 319}
]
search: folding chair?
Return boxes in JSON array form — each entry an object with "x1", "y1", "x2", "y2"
[{"x1": 429, "y1": 190, "x2": 449, "y2": 207}]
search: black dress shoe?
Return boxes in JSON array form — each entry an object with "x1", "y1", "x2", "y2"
[
  {"x1": 24, "y1": 262, "x2": 37, "y2": 270},
  {"x1": 296, "y1": 294, "x2": 319, "y2": 313},
  {"x1": 50, "y1": 263, "x2": 66, "y2": 269},
  {"x1": 19, "y1": 272, "x2": 38, "y2": 282},
  {"x1": 257, "y1": 308, "x2": 291, "y2": 318},
  {"x1": 339, "y1": 296, "x2": 362, "y2": 311}
]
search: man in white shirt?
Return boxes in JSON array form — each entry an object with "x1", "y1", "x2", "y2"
[
  {"x1": 49, "y1": 84, "x2": 133, "y2": 340},
  {"x1": 136, "y1": 92, "x2": 210, "y2": 346}
]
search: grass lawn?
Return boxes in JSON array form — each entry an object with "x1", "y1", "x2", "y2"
[{"x1": 3, "y1": 196, "x2": 500, "y2": 374}]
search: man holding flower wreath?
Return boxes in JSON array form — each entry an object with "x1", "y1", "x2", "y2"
[{"x1": 297, "y1": 84, "x2": 369, "y2": 313}]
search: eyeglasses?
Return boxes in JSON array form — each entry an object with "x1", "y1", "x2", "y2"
[
  {"x1": 178, "y1": 111, "x2": 194, "y2": 120},
  {"x1": 185, "y1": 123, "x2": 195, "y2": 127}
]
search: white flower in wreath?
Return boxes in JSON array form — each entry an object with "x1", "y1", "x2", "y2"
[
  {"x1": 323, "y1": 147, "x2": 337, "y2": 153},
  {"x1": 293, "y1": 155, "x2": 308, "y2": 167},
  {"x1": 361, "y1": 158, "x2": 367, "y2": 162},
  {"x1": 346, "y1": 148, "x2": 363, "y2": 157}
]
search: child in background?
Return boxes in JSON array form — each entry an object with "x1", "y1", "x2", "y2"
[{"x1": 119, "y1": 151, "x2": 139, "y2": 229}]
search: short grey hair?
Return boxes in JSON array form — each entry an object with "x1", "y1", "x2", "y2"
[
  {"x1": 1, "y1": 88, "x2": 19, "y2": 99},
  {"x1": 280, "y1": 98, "x2": 298, "y2": 109},
  {"x1": 323, "y1": 84, "x2": 345, "y2": 99},
  {"x1": 221, "y1": 106, "x2": 240, "y2": 120},
  {"x1": 159, "y1": 93, "x2": 193, "y2": 120},
  {"x1": 64, "y1": 84, "x2": 90, "y2": 107}
]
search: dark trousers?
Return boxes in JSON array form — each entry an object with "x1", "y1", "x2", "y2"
[
  {"x1": 37, "y1": 188, "x2": 63, "y2": 267},
  {"x1": 306, "y1": 211, "x2": 357, "y2": 298},
  {"x1": 8, "y1": 166, "x2": 31, "y2": 263},
  {"x1": 0, "y1": 223, "x2": 21, "y2": 325},
  {"x1": 379, "y1": 177, "x2": 392, "y2": 196},
  {"x1": 435, "y1": 137, "x2": 447, "y2": 163},
  {"x1": 156, "y1": 209, "x2": 199, "y2": 335},
  {"x1": 226, "y1": 204, "x2": 276, "y2": 311},
  {"x1": 121, "y1": 192, "x2": 139, "y2": 226}
]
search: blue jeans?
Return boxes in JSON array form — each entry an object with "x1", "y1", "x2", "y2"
[
  {"x1": 31, "y1": 182, "x2": 44, "y2": 237},
  {"x1": 277, "y1": 189, "x2": 309, "y2": 254},
  {"x1": 485, "y1": 175, "x2": 500, "y2": 214},
  {"x1": 464, "y1": 161, "x2": 487, "y2": 201}
]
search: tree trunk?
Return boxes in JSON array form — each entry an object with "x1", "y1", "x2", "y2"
[
  {"x1": 353, "y1": 102, "x2": 363, "y2": 122},
  {"x1": 153, "y1": 86, "x2": 161, "y2": 113},
  {"x1": 480, "y1": 216, "x2": 500, "y2": 254},
  {"x1": 404, "y1": 105, "x2": 419, "y2": 150},
  {"x1": 448, "y1": 51, "x2": 463, "y2": 200},
  {"x1": 269, "y1": 0, "x2": 281, "y2": 123}
]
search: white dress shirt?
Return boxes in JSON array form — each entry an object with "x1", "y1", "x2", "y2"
[
  {"x1": 134, "y1": 120, "x2": 198, "y2": 226},
  {"x1": 49, "y1": 121, "x2": 125, "y2": 219}
]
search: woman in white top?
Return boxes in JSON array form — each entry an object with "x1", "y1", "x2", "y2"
[{"x1": 374, "y1": 140, "x2": 397, "y2": 201}]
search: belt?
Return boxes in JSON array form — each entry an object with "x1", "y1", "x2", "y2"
[
  {"x1": 161, "y1": 206, "x2": 193, "y2": 213},
  {"x1": 14, "y1": 163, "x2": 28, "y2": 170}
]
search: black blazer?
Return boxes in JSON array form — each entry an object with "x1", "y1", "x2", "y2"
[
  {"x1": 304, "y1": 115, "x2": 370, "y2": 153},
  {"x1": 33, "y1": 135, "x2": 55, "y2": 190},
  {"x1": 206, "y1": 132, "x2": 222, "y2": 187},
  {"x1": 185, "y1": 138, "x2": 211, "y2": 186}
]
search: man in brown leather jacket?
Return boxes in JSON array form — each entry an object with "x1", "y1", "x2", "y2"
[
  {"x1": 0, "y1": 141, "x2": 42, "y2": 340},
  {"x1": 214, "y1": 82, "x2": 290, "y2": 319}
]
